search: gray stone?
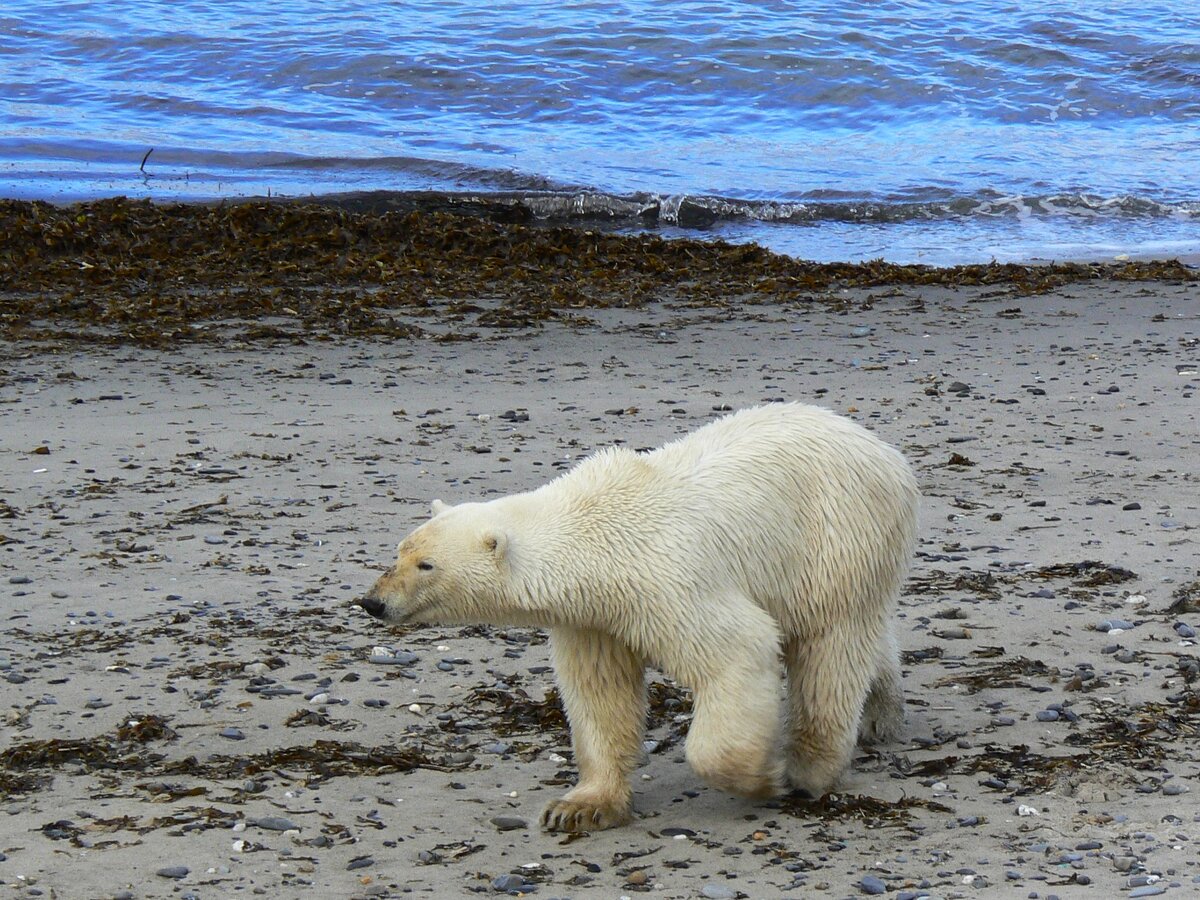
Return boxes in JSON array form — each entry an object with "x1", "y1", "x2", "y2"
[
  {"x1": 490, "y1": 815, "x2": 528, "y2": 832},
  {"x1": 253, "y1": 816, "x2": 299, "y2": 831},
  {"x1": 860, "y1": 874, "x2": 888, "y2": 895},
  {"x1": 699, "y1": 885, "x2": 737, "y2": 900},
  {"x1": 156, "y1": 866, "x2": 189, "y2": 879}
]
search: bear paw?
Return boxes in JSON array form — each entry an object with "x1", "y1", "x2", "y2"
[{"x1": 540, "y1": 795, "x2": 632, "y2": 832}]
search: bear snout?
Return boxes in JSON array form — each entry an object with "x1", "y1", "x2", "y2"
[{"x1": 355, "y1": 593, "x2": 386, "y2": 619}]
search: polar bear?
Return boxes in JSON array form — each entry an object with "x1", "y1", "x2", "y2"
[{"x1": 358, "y1": 403, "x2": 918, "y2": 832}]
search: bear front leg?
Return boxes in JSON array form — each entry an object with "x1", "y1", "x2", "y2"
[{"x1": 541, "y1": 626, "x2": 647, "y2": 832}]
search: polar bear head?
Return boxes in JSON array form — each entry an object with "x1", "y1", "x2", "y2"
[{"x1": 358, "y1": 499, "x2": 514, "y2": 625}]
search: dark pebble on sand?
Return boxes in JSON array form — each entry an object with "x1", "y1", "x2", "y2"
[
  {"x1": 8, "y1": 575, "x2": 31, "y2": 585},
  {"x1": 156, "y1": 866, "x2": 189, "y2": 879},
  {"x1": 1124, "y1": 502, "x2": 1142, "y2": 510},
  {"x1": 346, "y1": 855, "x2": 374, "y2": 870},
  {"x1": 492, "y1": 873, "x2": 533, "y2": 892},
  {"x1": 860, "y1": 874, "x2": 887, "y2": 895},
  {"x1": 491, "y1": 815, "x2": 528, "y2": 832},
  {"x1": 660, "y1": 827, "x2": 696, "y2": 837},
  {"x1": 1036, "y1": 710, "x2": 1060, "y2": 722},
  {"x1": 220, "y1": 727, "x2": 245, "y2": 741},
  {"x1": 1098, "y1": 619, "x2": 1135, "y2": 632},
  {"x1": 1175, "y1": 623, "x2": 1196, "y2": 638}
]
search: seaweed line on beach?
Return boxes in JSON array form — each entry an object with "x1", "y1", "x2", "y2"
[{"x1": 2, "y1": 198, "x2": 1196, "y2": 346}]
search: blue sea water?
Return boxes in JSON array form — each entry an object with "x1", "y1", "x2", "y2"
[{"x1": 2, "y1": 1, "x2": 1198, "y2": 264}]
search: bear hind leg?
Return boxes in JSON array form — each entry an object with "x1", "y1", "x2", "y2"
[
  {"x1": 541, "y1": 626, "x2": 646, "y2": 832},
  {"x1": 783, "y1": 628, "x2": 877, "y2": 797},
  {"x1": 858, "y1": 625, "x2": 905, "y2": 744},
  {"x1": 678, "y1": 603, "x2": 786, "y2": 799}
]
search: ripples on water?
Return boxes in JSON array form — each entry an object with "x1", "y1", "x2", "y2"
[{"x1": 2, "y1": 1, "x2": 1198, "y2": 263}]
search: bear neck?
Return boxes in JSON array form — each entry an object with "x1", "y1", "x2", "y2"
[{"x1": 498, "y1": 451, "x2": 656, "y2": 629}]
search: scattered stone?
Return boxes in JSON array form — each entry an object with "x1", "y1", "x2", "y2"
[
  {"x1": 490, "y1": 816, "x2": 528, "y2": 832},
  {"x1": 156, "y1": 866, "x2": 189, "y2": 879},
  {"x1": 252, "y1": 816, "x2": 299, "y2": 831},
  {"x1": 220, "y1": 727, "x2": 245, "y2": 741},
  {"x1": 492, "y1": 873, "x2": 533, "y2": 892},
  {"x1": 859, "y1": 874, "x2": 888, "y2": 895},
  {"x1": 699, "y1": 884, "x2": 737, "y2": 900}
]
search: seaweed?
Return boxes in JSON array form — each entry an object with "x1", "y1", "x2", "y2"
[
  {"x1": 2, "y1": 198, "x2": 1195, "y2": 347},
  {"x1": 445, "y1": 685, "x2": 569, "y2": 737},
  {"x1": 779, "y1": 791, "x2": 952, "y2": 827},
  {"x1": 1167, "y1": 575, "x2": 1200, "y2": 614},
  {"x1": 933, "y1": 657, "x2": 1058, "y2": 694}
]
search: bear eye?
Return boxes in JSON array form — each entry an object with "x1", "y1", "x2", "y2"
[{"x1": 416, "y1": 560, "x2": 434, "y2": 572}]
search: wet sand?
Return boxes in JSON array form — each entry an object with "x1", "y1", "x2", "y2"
[{"x1": 2, "y1": 211, "x2": 1200, "y2": 898}]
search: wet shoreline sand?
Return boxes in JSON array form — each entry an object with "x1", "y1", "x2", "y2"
[{"x1": 2, "y1": 200, "x2": 1199, "y2": 898}]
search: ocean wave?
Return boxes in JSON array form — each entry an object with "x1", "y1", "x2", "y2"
[{"x1": 378, "y1": 189, "x2": 1200, "y2": 229}]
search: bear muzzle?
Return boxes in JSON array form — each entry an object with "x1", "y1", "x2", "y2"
[{"x1": 355, "y1": 593, "x2": 387, "y2": 619}]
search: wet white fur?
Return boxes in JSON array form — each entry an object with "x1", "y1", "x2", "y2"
[{"x1": 374, "y1": 403, "x2": 919, "y2": 830}]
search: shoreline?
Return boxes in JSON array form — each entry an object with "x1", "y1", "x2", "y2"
[
  {"x1": 3, "y1": 273, "x2": 1199, "y2": 897},
  {"x1": 2, "y1": 196, "x2": 1198, "y2": 349}
]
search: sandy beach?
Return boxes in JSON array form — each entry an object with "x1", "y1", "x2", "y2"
[{"x1": 3, "y1": 206, "x2": 1200, "y2": 898}]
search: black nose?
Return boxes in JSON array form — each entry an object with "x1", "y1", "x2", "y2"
[{"x1": 356, "y1": 595, "x2": 385, "y2": 619}]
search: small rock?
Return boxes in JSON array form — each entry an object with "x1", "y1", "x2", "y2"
[
  {"x1": 700, "y1": 885, "x2": 737, "y2": 900},
  {"x1": 1098, "y1": 619, "x2": 1135, "y2": 632},
  {"x1": 492, "y1": 873, "x2": 529, "y2": 892},
  {"x1": 253, "y1": 816, "x2": 299, "y2": 831},
  {"x1": 491, "y1": 816, "x2": 528, "y2": 832},
  {"x1": 1163, "y1": 782, "x2": 1188, "y2": 796},
  {"x1": 156, "y1": 866, "x2": 189, "y2": 879},
  {"x1": 8, "y1": 575, "x2": 32, "y2": 585},
  {"x1": 1174, "y1": 623, "x2": 1196, "y2": 639},
  {"x1": 860, "y1": 874, "x2": 888, "y2": 895},
  {"x1": 220, "y1": 727, "x2": 245, "y2": 741},
  {"x1": 1036, "y1": 710, "x2": 1060, "y2": 722},
  {"x1": 346, "y1": 855, "x2": 374, "y2": 871}
]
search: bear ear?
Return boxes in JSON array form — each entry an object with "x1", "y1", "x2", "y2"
[
  {"x1": 431, "y1": 499, "x2": 453, "y2": 517},
  {"x1": 482, "y1": 529, "x2": 509, "y2": 560}
]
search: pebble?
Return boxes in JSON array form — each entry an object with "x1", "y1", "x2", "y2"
[
  {"x1": 1174, "y1": 622, "x2": 1196, "y2": 639},
  {"x1": 369, "y1": 648, "x2": 419, "y2": 665},
  {"x1": 490, "y1": 815, "x2": 528, "y2": 832},
  {"x1": 156, "y1": 866, "x2": 189, "y2": 879},
  {"x1": 8, "y1": 575, "x2": 31, "y2": 585},
  {"x1": 253, "y1": 816, "x2": 299, "y2": 831},
  {"x1": 699, "y1": 885, "x2": 737, "y2": 900},
  {"x1": 1129, "y1": 887, "x2": 1166, "y2": 898},
  {"x1": 859, "y1": 874, "x2": 888, "y2": 895},
  {"x1": 492, "y1": 873, "x2": 533, "y2": 893},
  {"x1": 1098, "y1": 618, "x2": 1135, "y2": 632},
  {"x1": 346, "y1": 855, "x2": 374, "y2": 870},
  {"x1": 220, "y1": 727, "x2": 245, "y2": 741},
  {"x1": 1163, "y1": 782, "x2": 1188, "y2": 796},
  {"x1": 1036, "y1": 709, "x2": 1060, "y2": 722}
]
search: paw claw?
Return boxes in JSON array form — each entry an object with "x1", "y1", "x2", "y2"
[{"x1": 540, "y1": 797, "x2": 632, "y2": 833}]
